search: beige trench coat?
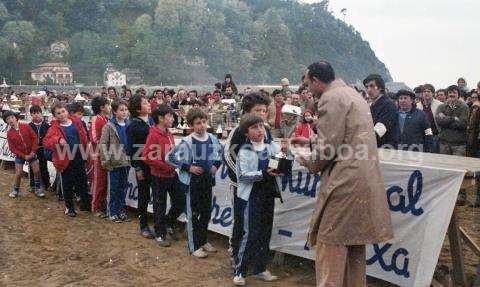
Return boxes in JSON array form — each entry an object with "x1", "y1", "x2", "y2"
[{"x1": 305, "y1": 79, "x2": 393, "y2": 247}]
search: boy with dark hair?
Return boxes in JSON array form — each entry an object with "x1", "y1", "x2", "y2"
[
  {"x1": 44, "y1": 102, "x2": 90, "y2": 217},
  {"x1": 167, "y1": 108, "x2": 223, "y2": 258},
  {"x1": 233, "y1": 114, "x2": 280, "y2": 285},
  {"x1": 99, "y1": 99, "x2": 130, "y2": 222},
  {"x1": 143, "y1": 105, "x2": 185, "y2": 247},
  {"x1": 4, "y1": 110, "x2": 45, "y2": 198},
  {"x1": 225, "y1": 93, "x2": 273, "y2": 265},
  {"x1": 68, "y1": 102, "x2": 90, "y2": 140},
  {"x1": 127, "y1": 94, "x2": 155, "y2": 238},
  {"x1": 89, "y1": 96, "x2": 110, "y2": 217},
  {"x1": 28, "y1": 105, "x2": 51, "y2": 193}
]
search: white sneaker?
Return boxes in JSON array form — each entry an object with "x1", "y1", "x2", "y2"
[
  {"x1": 9, "y1": 189, "x2": 19, "y2": 198},
  {"x1": 233, "y1": 275, "x2": 246, "y2": 286},
  {"x1": 35, "y1": 188, "x2": 45, "y2": 198},
  {"x1": 202, "y1": 242, "x2": 217, "y2": 253},
  {"x1": 191, "y1": 248, "x2": 208, "y2": 258},
  {"x1": 253, "y1": 270, "x2": 278, "y2": 282}
]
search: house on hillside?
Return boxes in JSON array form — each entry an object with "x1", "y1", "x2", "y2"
[{"x1": 30, "y1": 62, "x2": 73, "y2": 84}]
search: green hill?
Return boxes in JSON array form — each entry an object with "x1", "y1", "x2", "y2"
[{"x1": 0, "y1": 0, "x2": 391, "y2": 85}]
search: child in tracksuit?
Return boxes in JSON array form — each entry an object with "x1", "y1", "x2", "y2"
[
  {"x1": 89, "y1": 96, "x2": 110, "y2": 217},
  {"x1": 126, "y1": 95, "x2": 155, "y2": 239},
  {"x1": 143, "y1": 105, "x2": 185, "y2": 247},
  {"x1": 233, "y1": 114, "x2": 280, "y2": 286},
  {"x1": 44, "y1": 102, "x2": 90, "y2": 217},
  {"x1": 28, "y1": 105, "x2": 51, "y2": 193},
  {"x1": 167, "y1": 108, "x2": 223, "y2": 258},
  {"x1": 99, "y1": 99, "x2": 130, "y2": 223},
  {"x1": 3, "y1": 110, "x2": 45, "y2": 198}
]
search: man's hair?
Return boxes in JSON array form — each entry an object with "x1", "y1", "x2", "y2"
[
  {"x1": 186, "y1": 108, "x2": 208, "y2": 126},
  {"x1": 436, "y1": 89, "x2": 446, "y2": 95},
  {"x1": 241, "y1": 93, "x2": 271, "y2": 114},
  {"x1": 396, "y1": 89, "x2": 416, "y2": 99},
  {"x1": 111, "y1": 99, "x2": 128, "y2": 113},
  {"x1": 239, "y1": 114, "x2": 264, "y2": 135},
  {"x1": 307, "y1": 61, "x2": 335, "y2": 84},
  {"x1": 29, "y1": 105, "x2": 42, "y2": 114},
  {"x1": 2, "y1": 110, "x2": 19, "y2": 122},
  {"x1": 446, "y1": 85, "x2": 460, "y2": 95},
  {"x1": 212, "y1": 89, "x2": 222, "y2": 96},
  {"x1": 91, "y1": 96, "x2": 109, "y2": 115},
  {"x1": 422, "y1": 84, "x2": 435, "y2": 93},
  {"x1": 272, "y1": 89, "x2": 283, "y2": 97},
  {"x1": 128, "y1": 94, "x2": 146, "y2": 118},
  {"x1": 151, "y1": 104, "x2": 174, "y2": 125},
  {"x1": 107, "y1": 86, "x2": 117, "y2": 93},
  {"x1": 363, "y1": 74, "x2": 385, "y2": 92},
  {"x1": 67, "y1": 102, "x2": 85, "y2": 114},
  {"x1": 51, "y1": 101, "x2": 67, "y2": 115}
]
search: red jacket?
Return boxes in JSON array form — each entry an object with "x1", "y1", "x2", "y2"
[
  {"x1": 150, "y1": 98, "x2": 158, "y2": 111},
  {"x1": 89, "y1": 114, "x2": 108, "y2": 148},
  {"x1": 142, "y1": 126, "x2": 176, "y2": 178},
  {"x1": 44, "y1": 115, "x2": 88, "y2": 172},
  {"x1": 294, "y1": 122, "x2": 315, "y2": 138},
  {"x1": 7, "y1": 122, "x2": 38, "y2": 159}
]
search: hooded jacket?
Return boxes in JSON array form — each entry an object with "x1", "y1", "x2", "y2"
[
  {"x1": 7, "y1": 122, "x2": 39, "y2": 159},
  {"x1": 99, "y1": 117, "x2": 130, "y2": 171},
  {"x1": 142, "y1": 125, "x2": 176, "y2": 178},
  {"x1": 44, "y1": 115, "x2": 88, "y2": 172}
]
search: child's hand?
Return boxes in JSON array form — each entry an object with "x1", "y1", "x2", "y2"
[
  {"x1": 189, "y1": 165, "x2": 204, "y2": 175},
  {"x1": 210, "y1": 166, "x2": 218, "y2": 175},
  {"x1": 290, "y1": 136, "x2": 310, "y2": 146},
  {"x1": 25, "y1": 154, "x2": 32, "y2": 160},
  {"x1": 59, "y1": 138, "x2": 67, "y2": 147},
  {"x1": 266, "y1": 167, "x2": 282, "y2": 177}
]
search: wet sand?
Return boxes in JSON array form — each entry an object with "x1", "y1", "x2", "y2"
[{"x1": 0, "y1": 169, "x2": 477, "y2": 286}]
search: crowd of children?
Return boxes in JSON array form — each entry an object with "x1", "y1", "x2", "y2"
[{"x1": 3, "y1": 90, "x2": 281, "y2": 286}]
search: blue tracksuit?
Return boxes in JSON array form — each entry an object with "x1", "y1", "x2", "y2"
[{"x1": 234, "y1": 140, "x2": 280, "y2": 277}]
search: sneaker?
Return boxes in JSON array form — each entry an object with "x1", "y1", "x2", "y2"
[
  {"x1": 28, "y1": 186, "x2": 35, "y2": 193},
  {"x1": 155, "y1": 236, "x2": 171, "y2": 247},
  {"x1": 9, "y1": 189, "x2": 20, "y2": 198},
  {"x1": 140, "y1": 227, "x2": 155, "y2": 239},
  {"x1": 191, "y1": 248, "x2": 208, "y2": 259},
  {"x1": 166, "y1": 226, "x2": 179, "y2": 241},
  {"x1": 119, "y1": 213, "x2": 130, "y2": 222},
  {"x1": 252, "y1": 270, "x2": 278, "y2": 282},
  {"x1": 94, "y1": 211, "x2": 108, "y2": 218},
  {"x1": 109, "y1": 215, "x2": 122, "y2": 223},
  {"x1": 202, "y1": 242, "x2": 217, "y2": 253},
  {"x1": 233, "y1": 275, "x2": 246, "y2": 286},
  {"x1": 35, "y1": 188, "x2": 45, "y2": 198},
  {"x1": 65, "y1": 208, "x2": 77, "y2": 217}
]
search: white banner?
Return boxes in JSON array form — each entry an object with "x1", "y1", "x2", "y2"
[
  {"x1": 0, "y1": 118, "x2": 15, "y2": 161},
  {"x1": 125, "y1": 160, "x2": 465, "y2": 287}
]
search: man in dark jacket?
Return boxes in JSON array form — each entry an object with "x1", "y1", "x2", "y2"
[
  {"x1": 396, "y1": 90, "x2": 433, "y2": 152},
  {"x1": 436, "y1": 85, "x2": 469, "y2": 156},
  {"x1": 436, "y1": 85, "x2": 470, "y2": 205},
  {"x1": 364, "y1": 74, "x2": 399, "y2": 148}
]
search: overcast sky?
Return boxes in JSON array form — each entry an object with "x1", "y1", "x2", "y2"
[{"x1": 300, "y1": 0, "x2": 479, "y2": 89}]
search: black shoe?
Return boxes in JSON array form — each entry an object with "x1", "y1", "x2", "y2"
[
  {"x1": 65, "y1": 208, "x2": 77, "y2": 217},
  {"x1": 155, "y1": 236, "x2": 171, "y2": 247},
  {"x1": 140, "y1": 227, "x2": 155, "y2": 239},
  {"x1": 167, "y1": 226, "x2": 179, "y2": 241},
  {"x1": 119, "y1": 213, "x2": 130, "y2": 222}
]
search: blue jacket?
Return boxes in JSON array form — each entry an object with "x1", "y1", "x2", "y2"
[
  {"x1": 166, "y1": 133, "x2": 223, "y2": 186},
  {"x1": 28, "y1": 121, "x2": 50, "y2": 150},
  {"x1": 236, "y1": 140, "x2": 280, "y2": 201},
  {"x1": 398, "y1": 107, "x2": 433, "y2": 152},
  {"x1": 371, "y1": 95, "x2": 399, "y2": 148}
]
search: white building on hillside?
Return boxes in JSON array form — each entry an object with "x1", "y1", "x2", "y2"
[
  {"x1": 104, "y1": 64, "x2": 127, "y2": 87},
  {"x1": 30, "y1": 62, "x2": 73, "y2": 84}
]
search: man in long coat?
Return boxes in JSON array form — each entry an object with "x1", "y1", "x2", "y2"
[{"x1": 292, "y1": 61, "x2": 393, "y2": 286}]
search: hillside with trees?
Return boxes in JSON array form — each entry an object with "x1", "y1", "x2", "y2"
[{"x1": 0, "y1": 0, "x2": 392, "y2": 85}]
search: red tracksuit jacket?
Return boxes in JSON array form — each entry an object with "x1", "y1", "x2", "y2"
[
  {"x1": 142, "y1": 126, "x2": 176, "y2": 178},
  {"x1": 44, "y1": 115, "x2": 88, "y2": 172},
  {"x1": 7, "y1": 122, "x2": 39, "y2": 159},
  {"x1": 89, "y1": 115, "x2": 108, "y2": 149}
]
